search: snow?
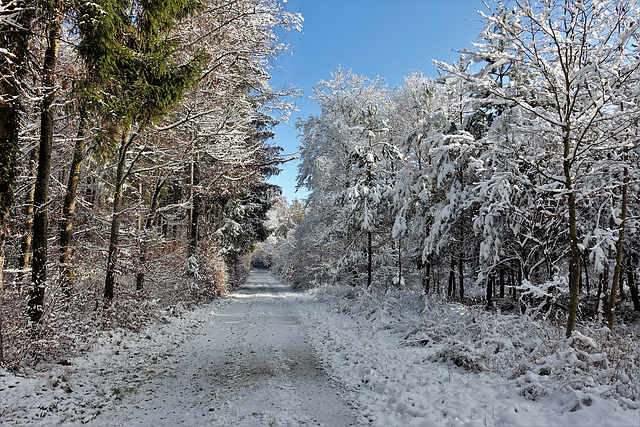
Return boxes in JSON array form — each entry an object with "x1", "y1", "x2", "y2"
[
  {"x1": 1, "y1": 270, "x2": 355, "y2": 426},
  {"x1": 2, "y1": 270, "x2": 639, "y2": 426}
]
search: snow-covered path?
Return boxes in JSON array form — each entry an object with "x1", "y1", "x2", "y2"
[
  {"x1": 4, "y1": 269, "x2": 638, "y2": 426},
  {"x1": 92, "y1": 268, "x2": 357, "y2": 426}
]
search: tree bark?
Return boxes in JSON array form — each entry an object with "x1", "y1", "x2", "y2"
[
  {"x1": 563, "y1": 123, "x2": 582, "y2": 337},
  {"x1": 18, "y1": 146, "x2": 37, "y2": 281},
  {"x1": 136, "y1": 178, "x2": 166, "y2": 291},
  {"x1": 104, "y1": 128, "x2": 134, "y2": 303},
  {"x1": 458, "y1": 254, "x2": 464, "y2": 301},
  {"x1": 607, "y1": 165, "x2": 628, "y2": 330},
  {"x1": 627, "y1": 257, "x2": 639, "y2": 311},
  {"x1": 0, "y1": 0, "x2": 33, "y2": 359},
  {"x1": 486, "y1": 274, "x2": 493, "y2": 305},
  {"x1": 188, "y1": 152, "x2": 200, "y2": 259},
  {"x1": 367, "y1": 230, "x2": 372, "y2": 289},
  {"x1": 447, "y1": 257, "x2": 455, "y2": 298},
  {"x1": 0, "y1": 225, "x2": 6, "y2": 364},
  {"x1": 145, "y1": 178, "x2": 166, "y2": 229},
  {"x1": 582, "y1": 251, "x2": 590, "y2": 294},
  {"x1": 422, "y1": 255, "x2": 431, "y2": 295},
  {"x1": 397, "y1": 236, "x2": 402, "y2": 288},
  {"x1": 59, "y1": 108, "x2": 88, "y2": 294},
  {"x1": 28, "y1": 4, "x2": 63, "y2": 323}
]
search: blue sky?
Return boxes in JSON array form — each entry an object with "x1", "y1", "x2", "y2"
[{"x1": 267, "y1": 0, "x2": 487, "y2": 202}]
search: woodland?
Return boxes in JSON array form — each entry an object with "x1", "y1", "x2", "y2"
[
  {"x1": 258, "y1": 0, "x2": 640, "y2": 366},
  {"x1": 0, "y1": 0, "x2": 301, "y2": 370},
  {"x1": 1, "y1": 0, "x2": 640, "y2": 419}
]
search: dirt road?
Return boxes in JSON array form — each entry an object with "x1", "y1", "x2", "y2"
[{"x1": 94, "y1": 269, "x2": 358, "y2": 426}]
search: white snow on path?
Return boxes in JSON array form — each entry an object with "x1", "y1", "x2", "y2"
[
  {"x1": 298, "y1": 287, "x2": 640, "y2": 427},
  {"x1": 89, "y1": 269, "x2": 358, "y2": 426},
  {"x1": 1, "y1": 270, "x2": 358, "y2": 426},
  {"x1": 3, "y1": 270, "x2": 639, "y2": 426}
]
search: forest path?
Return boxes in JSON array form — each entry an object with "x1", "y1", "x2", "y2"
[{"x1": 93, "y1": 269, "x2": 358, "y2": 426}]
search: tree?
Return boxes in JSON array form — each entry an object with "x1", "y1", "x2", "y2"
[
  {"x1": 28, "y1": 0, "x2": 66, "y2": 323},
  {"x1": 297, "y1": 68, "x2": 393, "y2": 288},
  {"x1": 1, "y1": 0, "x2": 36, "y2": 360},
  {"x1": 439, "y1": 0, "x2": 640, "y2": 336},
  {"x1": 75, "y1": 0, "x2": 207, "y2": 303}
]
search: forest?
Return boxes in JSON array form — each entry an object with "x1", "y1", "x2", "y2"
[
  {"x1": 2, "y1": 0, "x2": 640, "y2": 424},
  {"x1": 0, "y1": 0, "x2": 301, "y2": 369},
  {"x1": 1, "y1": 0, "x2": 640, "y2": 420},
  {"x1": 259, "y1": 0, "x2": 640, "y2": 338}
]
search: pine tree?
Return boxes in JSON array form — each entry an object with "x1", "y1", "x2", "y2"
[{"x1": 75, "y1": 0, "x2": 207, "y2": 303}]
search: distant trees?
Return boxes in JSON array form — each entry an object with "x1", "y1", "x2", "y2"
[{"x1": 283, "y1": 0, "x2": 640, "y2": 336}]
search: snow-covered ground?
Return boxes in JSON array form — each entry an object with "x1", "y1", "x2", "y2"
[
  {"x1": 2, "y1": 269, "x2": 639, "y2": 426},
  {"x1": 1, "y1": 269, "x2": 356, "y2": 426}
]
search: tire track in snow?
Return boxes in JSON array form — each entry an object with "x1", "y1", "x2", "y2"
[{"x1": 92, "y1": 269, "x2": 358, "y2": 426}]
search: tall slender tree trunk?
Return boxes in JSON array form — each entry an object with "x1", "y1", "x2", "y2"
[
  {"x1": 104, "y1": 128, "x2": 133, "y2": 303},
  {"x1": 627, "y1": 257, "x2": 639, "y2": 311},
  {"x1": 19, "y1": 146, "x2": 37, "y2": 281},
  {"x1": 145, "y1": 178, "x2": 166, "y2": 229},
  {"x1": 367, "y1": 230, "x2": 372, "y2": 288},
  {"x1": 188, "y1": 152, "x2": 200, "y2": 259},
  {"x1": 0, "y1": 0, "x2": 33, "y2": 359},
  {"x1": 422, "y1": 255, "x2": 431, "y2": 295},
  {"x1": 582, "y1": 252, "x2": 590, "y2": 294},
  {"x1": 59, "y1": 108, "x2": 88, "y2": 294},
  {"x1": 28, "y1": 4, "x2": 63, "y2": 323},
  {"x1": 458, "y1": 254, "x2": 464, "y2": 301},
  {"x1": 0, "y1": 226, "x2": 6, "y2": 364},
  {"x1": 136, "y1": 178, "x2": 166, "y2": 291},
  {"x1": 396, "y1": 236, "x2": 402, "y2": 288},
  {"x1": 448, "y1": 257, "x2": 455, "y2": 298},
  {"x1": 607, "y1": 165, "x2": 628, "y2": 330},
  {"x1": 563, "y1": 125, "x2": 582, "y2": 338},
  {"x1": 486, "y1": 273, "x2": 493, "y2": 305}
]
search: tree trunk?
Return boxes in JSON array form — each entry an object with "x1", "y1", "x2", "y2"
[
  {"x1": 104, "y1": 129, "x2": 133, "y2": 303},
  {"x1": 0, "y1": 225, "x2": 6, "y2": 364},
  {"x1": 627, "y1": 257, "x2": 639, "y2": 311},
  {"x1": 447, "y1": 257, "x2": 455, "y2": 298},
  {"x1": 28, "y1": 5, "x2": 63, "y2": 324},
  {"x1": 59, "y1": 108, "x2": 88, "y2": 294},
  {"x1": 486, "y1": 273, "x2": 493, "y2": 305},
  {"x1": 458, "y1": 254, "x2": 464, "y2": 301},
  {"x1": 367, "y1": 230, "x2": 372, "y2": 289},
  {"x1": 1, "y1": 3, "x2": 32, "y2": 333},
  {"x1": 499, "y1": 268, "x2": 505, "y2": 298},
  {"x1": 607, "y1": 165, "x2": 628, "y2": 330},
  {"x1": 136, "y1": 178, "x2": 166, "y2": 291},
  {"x1": 0, "y1": 2, "x2": 33, "y2": 360},
  {"x1": 564, "y1": 128, "x2": 582, "y2": 337},
  {"x1": 397, "y1": 237, "x2": 402, "y2": 288},
  {"x1": 188, "y1": 153, "x2": 200, "y2": 258},
  {"x1": 422, "y1": 255, "x2": 431, "y2": 295},
  {"x1": 18, "y1": 146, "x2": 37, "y2": 281},
  {"x1": 582, "y1": 251, "x2": 590, "y2": 294},
  {"x1": 145, "y1": 178, "x2": 166, "y2": 229}
]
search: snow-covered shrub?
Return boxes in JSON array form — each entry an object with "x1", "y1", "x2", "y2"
[
  {"x1": 314, "y1": 280, "x2": 640, "y2": 410},
  {"x1": 517, "y1": 278, "x2": 563, "y2": 321}
]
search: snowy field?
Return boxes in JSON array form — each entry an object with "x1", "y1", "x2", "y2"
[{"x1": 2, "y1": 269, "x2": 639, "y2": 426}]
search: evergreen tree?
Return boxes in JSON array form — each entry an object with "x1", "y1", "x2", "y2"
[{"x1": 75, "y1": 0, "x2": 207, "y2": 303}]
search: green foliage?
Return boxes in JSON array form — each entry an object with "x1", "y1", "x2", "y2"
[
  {"x1": 74, "y1": 0, "x2": 207, "y2": 127},
  {"x1": 220, "y1": 184, "x2": 279, "y2": 262}
]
